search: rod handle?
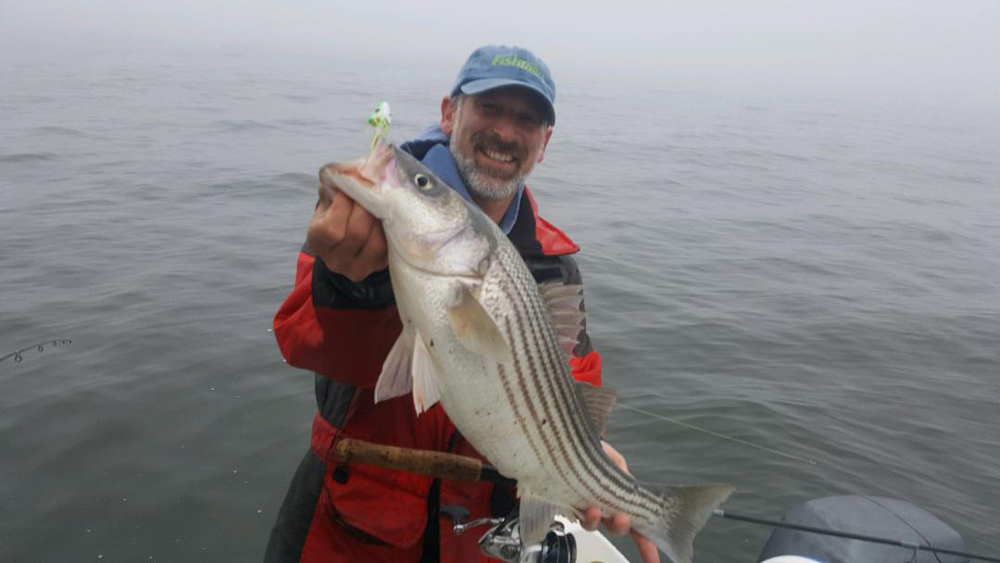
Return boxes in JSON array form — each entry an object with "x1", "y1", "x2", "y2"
[{"x1": 334, "y1": 437, "x2": 485, "y2": 482}]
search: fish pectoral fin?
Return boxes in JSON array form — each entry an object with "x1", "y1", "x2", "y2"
[
  {"x1": 575, "y1": 381, "x2": 618, "y2": 438},
  {"x1": 374, "y1": 330, "x2": 415, "y2": 403},
  {"x1": 411, "y1": 332, "x2": 442, "y2": 414},
  {"x1": 518, "y1": 492, "x2": 570, "y2": 546},
  {"x1": 447, "y1": 286, "x2": 513, "y2": 365}
]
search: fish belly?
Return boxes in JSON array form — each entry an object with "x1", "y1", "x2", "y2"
[
  {"x1": 388, "y1": 255, "x2": 555, "y2": 486},
  {"x1": 389, "y1": 252, "x2": 607, "y2": 511}
]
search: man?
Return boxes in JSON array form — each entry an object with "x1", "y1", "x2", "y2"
[{"x1": 266, "y1": 45, "x2": 658, "y2": 563}]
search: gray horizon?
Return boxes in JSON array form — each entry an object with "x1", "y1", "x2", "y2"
[{"x1": 3, "y1": 0, "x2": 999, "y2": 112}]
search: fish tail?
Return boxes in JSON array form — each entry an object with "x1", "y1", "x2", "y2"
[{"x1": 635, "y1": 483, "x2": 735, "y2": 563}]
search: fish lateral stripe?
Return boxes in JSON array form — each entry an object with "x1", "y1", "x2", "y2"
[
  {"x1": 499, "y1": 266, "x2": 648, "y2": 514},
  {"x1": 502, "y1": 312, "x2": 598, "y2": 505},
  {"x1": 497, "y1": 255, "x2": 660, "y2": 516},
  {"x1": 494, "y1": 361, "x2": 549, "y2": 480}
]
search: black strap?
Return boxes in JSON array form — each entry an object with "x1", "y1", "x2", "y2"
[
  {"x1": 419, "y1": 477, "x2": 443, "y2": 563},
  {"x1": 419, "y1": 432, "x2": 462, "y2": 562}
]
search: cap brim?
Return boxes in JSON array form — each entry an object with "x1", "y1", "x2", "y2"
[{"x1": 458, "y1": 78, "x2": 555, "y2": 125}]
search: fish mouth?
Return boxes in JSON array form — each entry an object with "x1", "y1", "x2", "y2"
[
  {"x1": 318, "y1": 143, "x2": 396, "y2": 219},
  {"x1": 361, "y1": 141, "x2": 397, "y2": 185},
  {"x1": 328, "y1": 159, "x2": 375, "y2": 188},
  {"x1": 327, "y1": 142, "x2": 395, "y2": 186}
]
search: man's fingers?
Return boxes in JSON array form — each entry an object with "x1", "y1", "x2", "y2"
[
  {"x1": 329, "y1": 189, "x2": 355, "y2": 224},
  {"x1": 306, "y1": 191, "x2": 388, "y2": 282},
  {"x1": 602, "y1": 513, "x2": 631, "y2": 536},
  {"x1": 307, "y1": 190, "x2": 355, "y2": 272},
  {"x1": 317, "y1": 181, "x2": 334, "y2": 208},
  {"x1": 631, "y1": 530, "x2": 661, "y2": 563},
  {"x1": 308, "y1": 207, "x2": 345, "y2": 252},
  {"x1": 581, "y1": 505, "x2": 659, "y2": 562},
  {"x1": 355, "y1": 223, "x2": 389, "y2": 267},
  {"x1": 580, "y1": 507, "x2": 602, "y2": 531},
  {"x1": 582, "y1": 507, "x2": 629, "y2": 536},
  {"x1": 344, "y1": 201, "x2": 377, "y2": 255},
  {"x1": 338, "y1": 209, "x2": 387, "y2": 281},
  {"x1": 601, "y1": 441, "x2": 630, "y2": 475}
]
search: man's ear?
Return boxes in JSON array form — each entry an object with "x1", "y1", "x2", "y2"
[
  {"x1": 440, "y1": 96, "x2": 458, "y2": 135},
  {"x1": 536, "y1": 125, "x2": 554, "y2": 164}
]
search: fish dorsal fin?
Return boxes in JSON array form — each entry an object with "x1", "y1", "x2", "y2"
[
  {"x1": 411, "y1": 333, "x2": 441, "y2": 414},
  {"x1": 575, "y1": 381, "x2": 618, "y2": 438},
  {"x1": 374, "y1": 330, "x2": 415, "y2": 403},
  {"x1": 447, "y1": 285, "x2": 513, "y2": 365},
  {"x1": 538, "y1": 281, "x2": 584, "y2": 357},
  {"x1": 518, "y1": 490, "x2": 570, "y2": 546}
]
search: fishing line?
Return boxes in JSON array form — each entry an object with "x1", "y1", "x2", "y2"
[
  {"x1": 616, "y1": 402, "x2": 818, "y2": 466},
  {"x1": 714, "y1": 509, "x2": 1000, "y2": 563},
  {"x1": 616, "y1": 397, "x2": 999, "y2": 560},
  {"x1": 0, "y1": 340, "x2": 72, "y2": 363}
]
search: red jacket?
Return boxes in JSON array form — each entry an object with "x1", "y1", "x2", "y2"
[{"x1": 266, "y1": 188, "x2": 602, "y2": 563}]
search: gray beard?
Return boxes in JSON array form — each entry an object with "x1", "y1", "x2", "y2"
[{"x1": 449, "y1": 144, "x2": 526, "y2": 202}]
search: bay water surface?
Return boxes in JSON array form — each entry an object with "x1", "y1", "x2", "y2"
[{"x1": 2, "y1": 47, "x2": 998, "y2": 562}]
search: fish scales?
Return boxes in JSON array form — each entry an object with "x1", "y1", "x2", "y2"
[
  {"x1": 475, "y1": 243, "x2": 589, "y2": 483},
  {"x1": 319, "y1": 143, "x2": 734, "y2": 563},
  {"x1": 515, "y1": 313, "x2": 652, "y2": 516},
  {"x1": 499, "y1": 271, "x2": 618, "y2": 508},
  {"x1": 495, "y1": 255, "x2": 658, "y2": 515},
  {"x1": 500, "y1": 251, "x2": 661, "y2": 516}
]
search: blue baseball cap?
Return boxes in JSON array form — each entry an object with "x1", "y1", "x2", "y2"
[{"x1": 450, "y1": 45, "x2": 557, "y2": 125}]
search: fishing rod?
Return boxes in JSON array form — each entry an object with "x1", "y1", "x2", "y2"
[
  {"x1": 334, "y1": 438, "x2": 1000, "y2": 563},
  {"x1": 620, "y1": 394, "x2": 1000, "y2": 561},
  {"x1": 0, "y1": 339, "x2": 72, "y2": 363}
]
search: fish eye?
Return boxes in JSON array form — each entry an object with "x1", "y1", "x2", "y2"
[{"x1": 414, "y1": 173, "x2": 433, "y2": 191}]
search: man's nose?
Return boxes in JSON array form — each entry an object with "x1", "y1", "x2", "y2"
[{"x1": 490, "y1": 114, "x2": 518, "y2": 141}]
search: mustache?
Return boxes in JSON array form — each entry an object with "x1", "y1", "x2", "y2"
[{"x1": 472, "y1": 133, "x2": 527, "y2": 161}]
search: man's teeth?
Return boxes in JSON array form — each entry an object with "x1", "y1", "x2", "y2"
[{"x1": 484, "y1": 149, "x2": 514, "y2": 163}]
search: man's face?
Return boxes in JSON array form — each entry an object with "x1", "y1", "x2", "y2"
[{"x1": 441, "y1": 87, "x2": 553, "y2": 202}]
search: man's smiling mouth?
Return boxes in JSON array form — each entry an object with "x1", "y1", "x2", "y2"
[{"x1": 482, "y1": 149, "x2": 515, "y2": 163}]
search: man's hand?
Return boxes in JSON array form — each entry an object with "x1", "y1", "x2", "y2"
[
  {"x1": 307, "y1": 183, "x2": 388, "y2": 282},
  {"x1": 579, "y1": 441, "x2": 660, "y2": 563}
]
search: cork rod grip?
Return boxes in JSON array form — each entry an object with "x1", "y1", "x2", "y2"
[{"x1": 334, "y1": 437, "x2": 485, "y2": 482}]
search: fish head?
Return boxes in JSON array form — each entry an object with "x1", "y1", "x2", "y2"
[{"x1": 320, "y1": 140, "x2": 496, "y2": 277}]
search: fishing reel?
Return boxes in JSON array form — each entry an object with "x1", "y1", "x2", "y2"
[{"x1": 444, "y1": 506, "x2": 577, "y2": 563}]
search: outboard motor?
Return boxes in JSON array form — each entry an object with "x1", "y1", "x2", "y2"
[{"x1": 757, "y1": 495, "x2": 969, "y2": 563}]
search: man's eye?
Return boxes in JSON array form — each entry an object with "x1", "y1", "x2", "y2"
[{"x1": 518, "y1": 113, "x2": 541, "y2": 126}]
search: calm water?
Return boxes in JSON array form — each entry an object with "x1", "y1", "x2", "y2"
[{"x1": 2, "y1": 47, "x2": 999, "y2": 562}]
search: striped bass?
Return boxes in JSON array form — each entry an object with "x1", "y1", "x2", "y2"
[{"x1": 319, "y1": 141, "x2": 734, "y2": 563}]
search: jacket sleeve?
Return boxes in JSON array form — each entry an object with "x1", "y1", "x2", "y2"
[
  {"x1": 567, "y1": 286, "x2": 602, "y2": 388},
  {"x1": 569, "y1": 348, "x2": 602, "y2": 387},
  {"x1": 273, "y1": 250, "x2": 401, "y2": 388},
  {"x1": 530, "y1": 254, "x2": 603, "y2": 387}
]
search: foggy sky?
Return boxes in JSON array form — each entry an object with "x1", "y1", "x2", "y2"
[{"x1": 4, "y1": 0, "x2": 999, "y2": 109}]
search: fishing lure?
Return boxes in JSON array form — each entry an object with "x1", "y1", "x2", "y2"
[{"x1": 367, "y1": 101, "x2": 391, "y2": 151}]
